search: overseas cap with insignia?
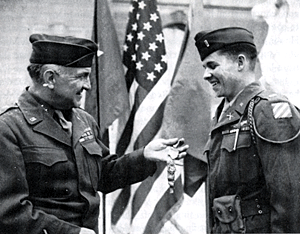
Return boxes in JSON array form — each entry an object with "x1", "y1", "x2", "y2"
[
  {"x1": 194, "y1": 27, "x2": 256, "y2": 61},
  {"x1": 29, "y1": 34, "x2": 98, "y2": 67}
]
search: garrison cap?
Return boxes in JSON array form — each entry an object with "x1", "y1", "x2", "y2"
[
  {"x1": 29, "y1": 34, "x2": 98, "y2": 67},
  {"x1": 194, "y1": 27, "x2": 256, "y2": 61}
]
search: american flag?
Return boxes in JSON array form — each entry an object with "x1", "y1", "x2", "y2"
[{"x1": 110, "y1": 0, "x2": 185, "y2": 233}]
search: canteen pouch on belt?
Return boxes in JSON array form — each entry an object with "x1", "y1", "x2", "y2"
[{"x1": 212, "y1": 195, "x2": 245, "y2": 233}]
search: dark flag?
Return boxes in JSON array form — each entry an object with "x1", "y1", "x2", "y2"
[{"x1": 85, "y1": 0, "x2": 129, "y2": 140}]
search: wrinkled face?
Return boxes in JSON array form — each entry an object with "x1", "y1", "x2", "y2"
[
  {"x1": 51, "y1": 66, "x2": 92, "y2": 109},
  {"x1": 202, "y1": 51, "x2": 241, "y2": 102}
]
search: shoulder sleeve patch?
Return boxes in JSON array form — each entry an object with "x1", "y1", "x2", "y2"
[
  {"x1": 253, "y1": 99, "x2": 300, "y2": 143},
  {"x1": 271, "y1": 102, "x2": 292, "y2": 119}
]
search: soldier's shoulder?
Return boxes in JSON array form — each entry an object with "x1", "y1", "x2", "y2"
[
  {"x1": 257, "y1": 90, "x2": 289, "y2": 103},
  {"x1": 73, "y1": 107, "x2": 96, "y2": 122},
  {"x1": 0, "y1": 103, "x2": 19, "y2": 116},
  {"x1": 253, "y1": 91, "x2": 300, "y2": 143}
]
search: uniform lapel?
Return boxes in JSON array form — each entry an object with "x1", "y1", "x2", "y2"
[
  {"x1": 17, "y1": 89, "x2": 72, "y2": 146},
  {"x1": 33, "y1": 114, "x2": 72, "y2": 146},
  {"x1": 213, "y1": 106, "x2": 241, "y2": 131}
]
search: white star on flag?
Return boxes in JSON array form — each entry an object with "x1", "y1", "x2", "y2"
[
  {"x1": 132, "y1": 23, "x2": 138, "y2": 31},
  {"x1": 141, "y1": 51, "x2": 151, "y2": 61},
  {"x1": 129, "y1": 5, "x2": 134, "y2": 12},
  {"x1": 136, "y1": 61, "x2": 143, "y2": 70},
  {"x1": 131, "y1": 54, "x2": 136, "y2": 61},
  {"x1": 137, "y1": 31, "x2": 145, "y2": 40},
  {"x1": 123, "y1": 44, "x2": 128, "y2": 52},
  {"x1": 143, "y1": 22, "x2": 152, "y2": 31},
  {"x1": 127, "y1": 33, "x2": 133, "y2": 42},
  {"x1": 150, "y1": 13, "x2": 159, "y2": 22},
  {"x1": 154, "y1": 63, "x2": 163, "y2": 72},
  {"x1": 161, "y1": 54, "x2": 167, "y2": 63},
  {"x1": 149, "y1": 42, "x2": 158, "y2": 51},
  {"x1": 138, "y1": 1, "x2": 146, "y2": 10},
  {"x1": 147, "y1": 72, "x2": 156, "y2": 81},
  {"x1": 156, "y1": 33, "x2": 164, "y2": 43}
]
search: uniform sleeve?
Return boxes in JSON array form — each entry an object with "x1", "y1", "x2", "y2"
[
  {"x1": 86, "y1": 117, "x2": 157, "y2": 194},
  {"x1": 254, "y1": 99, "x2": 300, "y2": 233},
  {"x1": 0, "y1": 119, "x2": 81, "y2": 234},
  {"x1": 98, "y1": 147, "x2": 157, "y2": 194}
]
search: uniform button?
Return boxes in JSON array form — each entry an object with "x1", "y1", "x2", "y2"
[
  {"x1": 258, "y1": 210, "x2": 263, "y2": 214},
  {"x1": 253, "y1": 154, "x2": 256, "y2": 157},
  {"x1": 257, "y1": 205, "x2": 261, "y2": 208}
]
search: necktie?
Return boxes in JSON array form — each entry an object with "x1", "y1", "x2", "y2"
[{"x1": 54, "y1": 110, "x2": 72, "y2": 136}]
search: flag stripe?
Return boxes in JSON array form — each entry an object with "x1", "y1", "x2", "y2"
[
  {"x1": 134, "y1": 99, "x2": 166, "y2": 149},
  {"x1": 144, "y1": 176, "x2": 183, "y2": 234},
  {"x1": 111, "y1": 186, "x2": 131, "y2": 226},
  {"x1": 131, "y1": 162, "x2": 165, "y2": 220},
  {"x1": 116, "y1": 85, "x2": 148, "y2": 155},
  {"x1": 130, "y1": 162, "x2": 183, "y2": 233}
]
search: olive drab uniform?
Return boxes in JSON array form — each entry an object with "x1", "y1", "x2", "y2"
[
  {"x1": 0, "y1": 89, "x2": 157, "y2": 234},
  {"x1": 205, "y1": 82, "x2": 300, "y2": 233}
]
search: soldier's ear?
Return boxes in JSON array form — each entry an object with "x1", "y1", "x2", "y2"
[
  {"x1": 237, "y1": 54, "x2": 246, "y2": 71},
  {"x1": 42, "y1": 69, "x2": 56, "y2": 89}
]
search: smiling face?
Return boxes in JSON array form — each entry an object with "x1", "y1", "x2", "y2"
[
  {"x1": 202, "y1": 51, "x2": 245, "y2": 102},
  {"x1": 49, "y1": 66, "x2": 92, "y2": 110}
]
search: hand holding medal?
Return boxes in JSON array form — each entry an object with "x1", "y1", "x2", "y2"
[
  {"x1": 143, "y1": 137, "x2": 189, "y2": 194},
  {"x1": 167, "y1": 139, "x2": 184, "y2": 193}
]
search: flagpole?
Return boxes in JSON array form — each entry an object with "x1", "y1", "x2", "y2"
[{"x1": 93, "y1": 0, "x2": 106, "y2": 233}]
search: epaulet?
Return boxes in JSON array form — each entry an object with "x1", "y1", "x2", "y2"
[
  {"x1": 0, "y1": 103, "x2": 18, "y2": 116},
  {"x1": 256, "y1": 90, "x2": 289, "y2": 103}
]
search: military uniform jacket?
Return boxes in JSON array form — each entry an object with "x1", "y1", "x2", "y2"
[
  {"x1": 205, "y1": 82, "x2": 300, "y2": 233},
  {"x1": 0, "y1": 89, "x2": 157, "y2": 234}
]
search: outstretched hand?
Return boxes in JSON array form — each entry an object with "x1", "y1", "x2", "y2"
[{"x1": 143, "y1": 138, "x2": 189, "y2": 164}]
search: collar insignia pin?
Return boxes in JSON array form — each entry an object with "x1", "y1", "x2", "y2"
[
  {"x1": 30, "y1": 117, "x2": 37, "y2": 122},
  {"x1": 204, "y1": 40, "x2": 209, "y2": 47},
  {"x1": 227, "y1": 113, "x2": 234, "y2": 120}
]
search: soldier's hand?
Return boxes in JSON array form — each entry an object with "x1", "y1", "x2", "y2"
[
  {"x1": 144, "y1": 138, "x2": 188, "y2": 163},
  {"x1": 79, "y1": 227, "x2": 96, "y2": 234}
]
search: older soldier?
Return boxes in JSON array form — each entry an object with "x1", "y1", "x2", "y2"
[
  {"x1": 194, "y1": 27, "x2": 300, "y2": 233},
  {"x1": 0, "y1": 34, "x2": 188, "y2": 234}
]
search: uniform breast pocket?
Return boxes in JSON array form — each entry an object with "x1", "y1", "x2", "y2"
[
  {"x1": 80, "y1": 140, "x2": 103, "y2": 192},
  {"x1": 221, "y1": 131, "x2": 261, "y2": 183},
  {"x1": 22, "y1": 147, "x2": 69, "y2": 197},
  {"x1": 221, "y1": 131, "x2": 251, "y2": 153}
]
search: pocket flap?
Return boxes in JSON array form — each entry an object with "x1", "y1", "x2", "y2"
[
  {"x1": 221, "y1": 131, "x2": 251, "y2": 152},
  {"x1": 213, "y1": 195, "x2": 238, "y2": 224},
  {"x1": 81, "y1": 140, "x2": 103, "y2": 157},
  {"x1": 23, "y1": 147, "x2": 68, "y2": 166}
]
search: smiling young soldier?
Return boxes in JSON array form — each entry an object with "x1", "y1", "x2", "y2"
[
  {"x1": 0, "y1": 34, "x2": 188, "y2": 234},
  {"x1": 194, "y1": 27, "x2": 300, "y2": 233}
]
